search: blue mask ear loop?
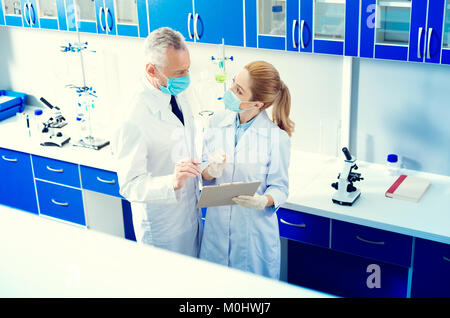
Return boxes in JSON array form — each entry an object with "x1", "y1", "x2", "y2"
[{"x1": 155, "y1": 66, "x2": 169, "y2": 88}]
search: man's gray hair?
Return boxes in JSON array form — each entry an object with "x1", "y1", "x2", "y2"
[{"x1": 143, "y1": 27, "x2": 187, "y2": 68}]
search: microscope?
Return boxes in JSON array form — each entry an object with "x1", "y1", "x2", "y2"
[
  {"x1": 331, "y1": 147, "x2": 364, "y2": 206},
  {"x1": 39, "y1": 97, "x2": 71, "y2": 147}
]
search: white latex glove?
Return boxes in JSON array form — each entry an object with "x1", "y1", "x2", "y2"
[
  {"x1": 232, "y1": 194, "x2": 268, "y2": 210},
  {"x1": 207, "y1": 149, "x2": 226, "y2": 178}
]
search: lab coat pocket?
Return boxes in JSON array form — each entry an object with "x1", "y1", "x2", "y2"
[{"x1": 250, "y1": 213, "x2": 279, "y2": 265}]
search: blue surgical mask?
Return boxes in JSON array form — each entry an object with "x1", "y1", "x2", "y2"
[
  {"x1": 223, "y1": 89, "x2": 245, "y2": 113},
  {"x1": 157, "y1": 69, "x2": 190, "y2": 95}
]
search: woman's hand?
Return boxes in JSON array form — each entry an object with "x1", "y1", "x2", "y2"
[
  {"x1": 205, "y1": 149, "x2": 226, "y2": 179},
  {"x1": 232, "y1": 194, "x2": 273, "y2": 210}
]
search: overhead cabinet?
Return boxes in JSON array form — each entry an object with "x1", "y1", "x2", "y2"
[
  {"x1": 65, "y1": 0, "x2": 148, "y2": 36},
  {"x1": 245, "y1": 0, "x2": 360, "y2": 56},
  {"x1": 2, "y1": 0, "x2": 66, "y2": 29},
  {"x1": 361, "y1": 0, "x2": 447, "y2": 64},
  {"x1": 147, "y1": 0, "x2": 244, "y2": 46}
]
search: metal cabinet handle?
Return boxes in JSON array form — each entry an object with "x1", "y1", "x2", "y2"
[
  {"x1": 187, "y1": 12, "x2": 193, "y2": 39},
  {"x1": 46, "y1": 165, "x2": 64, "y2": 173},
  {"x1": 427, "y1": 28, "x2": 433, "y2": 59},
  {"x1": 194, "y1": 13, "x2": 199, "y2": 40},
  {"x1": 105, "y1": 7, "x2": 112, "y2": 32},
  {"x1": 280, "y1": 218, "x2": 306, "y2": 228},
  {"x1": 443, "y1": 256, "x2": 450, "y2": 262},
  {"x1": 96, "y1": 176, "x2": 116, "y2": 184},
  {"x1": 23, "y1": 3, "x2": 30, "y2": 26},
  {"x1": 300, "y1": 20, "x2": 305, "y2": 49},
  {"x1": 292, "y1": 19, "x2": 298, "y2": 49},
  {"x1": 99, "y1": 6, "x2": 105, "y2": 31},
  {"x1": 29, "y1": 2, "x2": 35, "y2": 26},
  {"x1": 356, "y1": 235, "x2": 385, "y2": 245},
  {"x1": 2, "y1": 155, "x2": 18, "y2": 162},
  {"x1": 417, "y1": 27, "x2": 423, "y2": 58},
  {"x1": 51, "y1": 199, "x2": 69, "y2": 207}
]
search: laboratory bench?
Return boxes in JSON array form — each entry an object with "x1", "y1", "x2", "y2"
[
  {"x1": 0, "y1": 204, "x2": 333, "y2": 297},
  {"x1": 0, "y1": 107, "x2": 449, "y2": 298}
]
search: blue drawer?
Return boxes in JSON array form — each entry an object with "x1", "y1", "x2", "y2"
[
  {"x1": 277, "y1": 208, "x2": 330, "y2": 248},
  {"x1": 36, "y1": 180, "x2": 85, "y2": 226},
  {"x1": 331, "y1": 220, "x2": 413, "y2": 268},
  {"x1": 80, "y1": 165, "x2": 121, "y2": 197},
  {"x1": 32, "y1": 155, "x2": 80, "y2": 188},
  {"x1": 0, "y1": 148, "x2": 38, "y2": 214},
  {"x1": 288, "y1": 240, "x2": 409, "y2": 298},
  {"x1": 411, "y1": 238, "x2": 450, "y2": 297}
]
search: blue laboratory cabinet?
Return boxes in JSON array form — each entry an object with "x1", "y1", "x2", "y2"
[
  {"x1": 0, "y1": 0, "x2": 5, "y2": 25},
  {"x1": 360, "y1": 0, "x2": 446, "y2": 64},
  {"x1": 66, "y1": 0, "x2": 148, "y2": 37},
  {"x1": 1, "y1": 0, "x2": 67, "y2": 30},
  {"x1": 66, "y1": 0, "x2": 98, "y2": 33},
  {"x1": 278, "y1": 208, "x2": 438, "y2": 298},
  {"x1": 411, "y1": 238, "x2": 450, "y2": 297},
  {"x1": 148, "y1": 0, "x2": 243, "y2": 46},
  {"x1": 441, "y1": 0, "x2": 450, "y2": 64},
  {"x1": 0, "y1": 148, "x2": 38, "y2": 214},
  {"x1": 246, "y1": 0, "x2": 359, "y2": 55}
]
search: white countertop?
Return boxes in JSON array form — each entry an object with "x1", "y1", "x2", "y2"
[
  {"x1": 1, "y1": 107, "x2": 449, "y2": 245},
  {"x1": 0, "y1": 106, "x2": 117, "y2": 171},
  {"x1": 286, "y1": 152, "x2": 450, "y2": 245},
  {"x1": 0, "y1": 205, "x2": 333, "y2": 297}
]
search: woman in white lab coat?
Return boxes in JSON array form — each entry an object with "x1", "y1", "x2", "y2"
[{"x1": 200, "y1": 61, "x2": 294, "y2": 279}]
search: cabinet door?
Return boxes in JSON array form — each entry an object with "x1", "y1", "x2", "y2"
[
  {"x1": 148, "y1": 0, "x2": 194, "y2": 42},
  {"x1": 313, "y1": 0, "x2": 346, "y2": 55},
  {"x1": 103, "y1": 0, "x2": 116, "y2": 34},
  {"x1": 66, "y1": 0, "x2": 98, "y2": 33},
  {"x1": 360, "y1": 0, "x2": 375, "y2": 58},
  {"x1": 442, "y1": 0, "x2": 450, "y2": 64},
  {"x1": 344, "y1": 0, "x2": 360, "y2": 56},
  {"x1": 19, "y1": 0, "x2": 39, "y2": 28},
  {"x1": 36, "y1": 0, "x2": 59, "y2": 29},
  {"x1": 3, "y1": 0, "x2": 24, "y2": 26},
  {"x1": 246, "y1": 0, "x2": 289, "y2": 50},
  {"x1": 300, "y1": 0, "x2": 313, "y2": 52},
  {"x1": 94, "y1": 0, "x2": 106, "y2": 34},
  {"x1": 0, "y1": 0, "x2": 5, "y2": 24},
  {"x1": 256, "y1": 0, "x2": 287, "y2": 50},
  {"x1": 411, "y1": 238, "x2": 450, "y2": 297},
  {"x1": 373, "y1": 0, "x2": 412, "y2": 61},
  {"x1": 287, "y1": 0, "x2": 299, "y2": 52},
  {"x1": 288, "y1": 240, "x2": 409, "y2": 298},
  {"x1": 423, "y1": 0, "x2": 445, "y2": 64},
  {"x1": 113, "y1": 0, "x2": 148, "y2": 37},
  {"x1": 194, "y1": 0, "x2": 244, "y2": 46},
  {"x1": 0, "y1": 148, "x2": 38, "y2": 214}
]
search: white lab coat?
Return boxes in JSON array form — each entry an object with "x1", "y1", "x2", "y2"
[
  {"x1": 112, "y1": 76, "x2": 201, "y2": 257},
  {"x1": 199, "y1": 110, "x2": 290, "y2": 279}
]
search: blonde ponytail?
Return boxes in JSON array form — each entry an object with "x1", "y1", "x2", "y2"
[
  {"x1": 244, "y1": 61, "x2": 295, "y2": 137},
  {"x1": 273, "y1": 81, "x2": 294, "y2": 137}
]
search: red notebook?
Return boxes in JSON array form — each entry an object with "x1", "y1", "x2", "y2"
[{"x1": 385, "y1": 175, "x2": 430, "y2": 203}]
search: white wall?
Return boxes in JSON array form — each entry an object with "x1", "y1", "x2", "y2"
[
  {"x1": 0, "y1": 27, "x2": 344, "y2": 156},
  {"x1": 351, "y1": 58, "x2": 450, "y2": 176}
]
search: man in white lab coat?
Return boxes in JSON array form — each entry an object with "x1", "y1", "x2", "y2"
[{"x1": 112, "y1": 27, "x2": 202, "y2": 257}]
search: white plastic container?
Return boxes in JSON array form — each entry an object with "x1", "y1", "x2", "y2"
[{"x1": 387, "y1": 154, "x2": 402, "y2": 176}]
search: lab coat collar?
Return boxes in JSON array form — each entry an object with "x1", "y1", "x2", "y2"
[
  {"x1": 234, "y1": 110, "x2": 272, "y2": 153},
  {"x1": 141, "y1": 74, "x2": 186, "y2": 127},
  {"x1": 218, "y1": 110, "x2": 271, "y2": 134}
]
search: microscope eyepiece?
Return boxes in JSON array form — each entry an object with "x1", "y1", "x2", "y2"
[{"x1": 342, "y1": 147, "x2": 352, "y2": 161}]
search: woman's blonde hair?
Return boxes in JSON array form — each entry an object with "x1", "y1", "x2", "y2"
[{"x1": 244, "y1": 61, "x2": 295, "y2": 137}]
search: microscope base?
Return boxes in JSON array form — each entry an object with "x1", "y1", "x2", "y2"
[{"x1": 332, "y1": 190, "x2": 361, "y2": 206}]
